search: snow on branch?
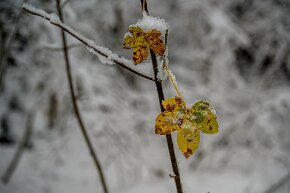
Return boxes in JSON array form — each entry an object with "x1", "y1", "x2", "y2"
[{"x1": 22, "y1": 3, "x2": 154, "y2": 81}]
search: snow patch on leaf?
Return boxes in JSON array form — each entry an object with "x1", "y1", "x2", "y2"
[{"x1": 130, "y1": 13, "x2": 169, "y2": 35}]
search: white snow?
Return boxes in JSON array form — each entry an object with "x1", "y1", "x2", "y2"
[
  {"x1": 123, "y1": 32, "x2": 132, "y2": 39},
  {"x1": 130, "y1": 13, "x2": 170, "y2": 35},
  {"x1": 22, "y1": 4, "x2": 50, "y2": 18},
  {"x1": 22, "y1": 3, "x2": 152, "y2": 79},
  {"x1": 157, "y1": 47, "x2": 169, "y2": 81},
  {"x1": 1, "y1": 2, "x2": 289, "y2": 193},
  {"x1": 86, "y1": 47, "x2": 114, "y2": 65}
]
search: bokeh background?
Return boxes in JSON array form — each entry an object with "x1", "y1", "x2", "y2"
[{"x1": 1, "y1": 0, "x2": 290, "y2": 193}]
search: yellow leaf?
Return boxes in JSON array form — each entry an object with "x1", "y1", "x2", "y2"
[
  {"x1": 190, "y1": 100, "x2": 219, "y2": 134},
  {"x1": 177, "y1": 125, "x2": 200, "y2": 158},
  {"x1": 129, "y1": 26, "x2": 143, "y2": 37},
  {"x1": 146, "y1": 29, "x2": 165, "y2": 55},
  {"x1": 162, "y1": 97, "x2": 186, "y2": 112},
  {"x1": 155, "y1": 97, "x2": 219, "y2": 158},
  {"x1": 133, "y1": 46, "x2": 148, "y2": 65},
  {"x1": 155, "y1": 97, "x2": 186, "y2": 135},
  {"x1": 195, "y1": 112, "x2": 218, "y2": 134},
  {"x1": 155, "y1": 111, "x2": 182, "y2": 135},
  {"x1": 123, "y1": 36, "x2": 134, "y2": 49},
  {"x1": 123, "y1": 26, "x2": 165, "y2": 64}
]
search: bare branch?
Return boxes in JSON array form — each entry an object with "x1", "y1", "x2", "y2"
[
  {"x1": 22, "y1": 4, "x2": 154, "y2": 81},
  {"x1": 140, "y1": 0, "x2": 184, "y2": 192},
  {"x1": 1, "y1": 112, "x2": 34, "y2": 184},
  {"x1": 55, "y1": 0, "x2": 109, "y2": 193}
]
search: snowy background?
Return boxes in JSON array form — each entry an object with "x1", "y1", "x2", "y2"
[{"x1": 1, "y1": 0, "x2": 290, "y2": 193}]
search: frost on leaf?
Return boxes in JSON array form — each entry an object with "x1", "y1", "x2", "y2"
[
  {"x1": 155, "y1": 97, "x2": 185, "y2": 135},
  {"x1": 190, "y1": 100, "x2": 219, "y2": 134},
  {"x1": 123, "y1": 26, "x2": 165, "y2": 64},
  {"x1": 155, "y1": 111, "x2": 181, "y2": 135},
  {"x1": 154, "y1": 97, "x2": 219, "y2": 158}
]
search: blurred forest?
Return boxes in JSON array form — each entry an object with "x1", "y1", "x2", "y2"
[{"x1": 0, "y1": 0, "x2": 290, "y2": 193}]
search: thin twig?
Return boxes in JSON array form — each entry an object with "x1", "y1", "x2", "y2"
[
  {"x1": 1, "y1": 111, "x2": 34, "y2": 184},
  {"x1": 22, "y1": 4, "x2": 154, "y2": 81},
  {"x1": 140, "y1": 1, "x2": 183, "y2": 192},
  {"x1": 55, "y1": 1, "x2": 109, "y2": 193}
]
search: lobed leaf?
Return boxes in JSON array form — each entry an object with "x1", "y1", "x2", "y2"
[
  {"x1": 123, "y1": 26, "x2": 165, "y2": 64},
  {"x1": 155, "y1": 98, "x2": 218, "y2": 158}
]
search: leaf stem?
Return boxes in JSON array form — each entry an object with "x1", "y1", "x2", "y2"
[
  {"x1": 163, "y1": 30, "x2": 183, "y2": 99},
  {"x1": 164, "y1": 65, "x2": 183, "y2": 99}
]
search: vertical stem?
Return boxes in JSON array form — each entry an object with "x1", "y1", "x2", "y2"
[
  {"x1": 56, "y1": 1, "x2": 109, "y2": 193},
  {"x1": 150, "y1": 50, "x2": 183, "y2": 193},
  {"x1": 141, "y1": 1, "x2": 183, "y2": 192}
]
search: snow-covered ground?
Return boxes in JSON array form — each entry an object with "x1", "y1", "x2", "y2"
[{"x1": 1, "y1": 0, "x2": 290, "y2": 193}]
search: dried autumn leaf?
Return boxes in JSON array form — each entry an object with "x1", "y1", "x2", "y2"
[
  {"x1": 177, "y1": 125, "x2": 200, "y2": 158},
  {"x1": 154, "y1": 97, "x2": 219, "y2": 158},
  {"x1": 133, "y1": 46, "x2": 148, "y2": 65},
  {"x1": 145, "y1": 29, "x2": 165, "y2": 56},
  {"x1": 155, "y1": 97, "x2": 185, "y2": 135},
  {"x1": 155, "y1": 111, "x2": 181, "y2": 135},
  {"x1": 190, "y1": 100, "x2": 219, "y2": 134},
  {"x1": 162, "y1": 97, "x2": 186, "y2": 112},
  {"x1": 123, "y1": 26, "x2": 165, "y2": 64}
]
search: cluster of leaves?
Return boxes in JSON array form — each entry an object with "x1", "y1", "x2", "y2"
[
  {"x1": 155, "y1": 97, "x2": 219, "y2": 158},
  {"x1": 123, "y1": 26, "x2": 165, "y2": 64},
  {"x1": 123, "y1": 25, "x2": 219, "y2": 158}
]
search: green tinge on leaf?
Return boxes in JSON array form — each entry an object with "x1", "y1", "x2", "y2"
[{"x1": 190, "y1": 100, "x2": 218, "y2": 134}]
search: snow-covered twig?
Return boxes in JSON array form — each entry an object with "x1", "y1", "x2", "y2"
[{"x1": 22, "y1": 3, "x2": 154, "y2": 81}]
